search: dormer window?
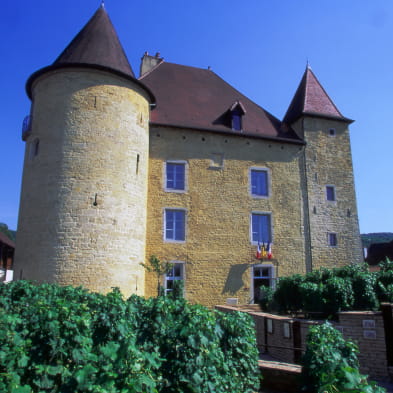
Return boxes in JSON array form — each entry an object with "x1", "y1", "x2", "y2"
[
  {"x1": 229, "y1": 101, "x2": 246, "y2": 131},
  {"x1": 232, "y1": 109, "x2": 242, "y2": 131}
]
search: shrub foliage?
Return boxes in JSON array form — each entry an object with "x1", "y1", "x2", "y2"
[
  {"x1": 260, "y1": 262, "x2": 393, "y2": 317},
  {"x1": 0, "y1": 281, "x2": 259, "y2": 393},
  {"x1": 302, "y1": 322, "x2": 385, "y2": 393}
]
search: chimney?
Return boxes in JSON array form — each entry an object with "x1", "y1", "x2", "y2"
[{"x1": 140, "y1": 51, "x2": 163, "y2": 77}]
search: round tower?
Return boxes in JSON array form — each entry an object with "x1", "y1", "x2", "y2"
[{"x1": 14, "y1": 5, "x2": 155, "y2": 296}]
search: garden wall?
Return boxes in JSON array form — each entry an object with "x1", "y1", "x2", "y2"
[{"x1": 216, "y1": 303, "x2": 393, "y2": 381}]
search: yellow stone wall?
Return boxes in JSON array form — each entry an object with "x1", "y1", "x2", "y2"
[
  {"x1": 14, "y1": 68, "x2": 150, "y2": 296},
  {"x1": 294, "y1": 117, "x2": 363, "y2": 269},
  {"x1": 145, "y1": 126, "x2": 308, "y2": 307}
]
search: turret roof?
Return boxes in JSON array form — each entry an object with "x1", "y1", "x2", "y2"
[
  {"x1": 26, "y1": 5, "x2": 155, "y2": 103},
  {"x1": 54, "y1": 4, "x2": 134, "y2": 77},
  {"x1": 283, "y1": 66, "x2": 352, "y2": 124}
]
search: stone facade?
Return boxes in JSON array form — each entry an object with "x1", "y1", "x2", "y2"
[
  {"x1": 15, "y1": 69, "x2": 151, "y2": 296},
  {"x1": 145, "y1": 126, "x2": 308, "y2": 306},
  {"x1": 293, "y1": 117, "x2": 363, "y2": 271}
]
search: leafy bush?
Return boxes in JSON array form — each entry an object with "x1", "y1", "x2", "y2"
[
  {"x1": 352, "y1": 271, "x2": 379, "y2": 310},
  {"x1": 0, "y1": 281, "x2": 259, "y2": 393},
  {"x1": 258, "y1": 286, "x2": 275, "y2": 311},
  {"x1": 302, "y1": 322, "x2": 385, "y2": 393},
  {"x1": 323, "y1": 277, "x2": 354, "y2": 315},
  {"x1": 272, "y1": 274, "x2": 304, "y2": 314},
  {"x1": 260, "y1": 263, "x2": 393, "y2": 317},
  {"x1": 299, "y1": 281, "x2": 325, "y2": 315}
]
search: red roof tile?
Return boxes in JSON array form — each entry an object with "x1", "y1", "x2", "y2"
[
  {"x1": 283, "y1": 66, "x2": 352, "y2": 124},
  {"x1": 141, "y1": 61, "x2": 302, "y2": 143}
]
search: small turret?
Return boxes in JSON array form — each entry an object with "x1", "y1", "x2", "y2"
[{"x1": 284, "y1": 66, "x2": 362, "y2": 270}]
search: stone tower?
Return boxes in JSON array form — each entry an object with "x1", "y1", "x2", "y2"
[
  {"x1": 14, "y1": 5, "x2": 155, "y2": 296},
  {"x1": 283, "y1": 66, "x2": 363, "y2": 271}
]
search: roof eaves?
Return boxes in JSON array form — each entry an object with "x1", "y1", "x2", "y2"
[
  {"x1": 0, "y1": 232, "x2": 15, "y2": 248},
  {"x1": 150, "y1": 122, "x2": 305, "y2": 145},
  {"x1": 302, "y1": 111, "x2": 354, "y2": 124},
  {"x1": 26, "y1": 63, "x2": 156, "y2": 105}
]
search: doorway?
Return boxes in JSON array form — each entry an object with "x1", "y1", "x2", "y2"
[{"x1": 252, "y1": 264, "x2": 275, "y2": 303}]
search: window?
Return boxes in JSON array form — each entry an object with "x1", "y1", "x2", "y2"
[
  {"x1": 252, "y1": 264, "x2": 275, "y2": 303},
  {"x1": 250, "y1": 168, "x2": 269, "y2": 197},
  {"x1": 29, "y1": 138, "x2": 39, "y2": 161},
  {"x1": 251, "y1": 213, "x2": 272, "y2": 244},
  {"x1": 229, "y1": 101, "x2": 245, "y2": 131},
  {"x1": 328, "y1": 233, "x2": 337, "y2": 247},
  {"x1": 329, "y1": 128, "x2": 336, "y2": 136},
  {"x1": 165, "y1": 162, "x2": 185, "y2": 191},
  {"x1": 326, "y1": 185, "x2": 336, "y2": 201},
  {"x1": 165, "y1": 262, "x2": 184, "y2": 294},
  {"x1": 232, "y1": 110, "x2": 242, "y2": 131},
  {"x1": 164, "y1": 209, "x2": 186, "y2": 242}
]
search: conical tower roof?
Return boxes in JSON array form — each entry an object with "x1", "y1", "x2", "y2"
[
  {"x1": 26, "y1": 5, "x2": 155, "y2": 103},
  {"x1": 283, "y1": 66, "x2": 352, "y2": 124},
  {"x1": 54, "y1": 4, "x2": 134, "y2": 77}
]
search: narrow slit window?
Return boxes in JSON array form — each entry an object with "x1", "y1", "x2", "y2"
[{"x1": 328, "y1": 233, "x2": 338, "y2": 247}]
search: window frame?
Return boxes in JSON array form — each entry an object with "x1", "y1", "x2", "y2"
[
  {"x1": 251, "y1": 263, "x2": 275, "y2": 304},
  {"x1": 164, "y1": 208, "x2": 186, "y2": 243},
  {"x1": 29, "y1": 138, "x2": 40, "y2": 161},
  {"x1": 328, "y1": 128, "x2": 336, "y2": 137},
  {"x1": 249, "y1": 167, "x2": 270, "y2": 198},
  {"x1": 231, "y1": 110, "x2": 242, "y2": 131},
  {"x1": 250, "y1": 212, "x2": 273, "y2": 245},
  {"x1": 326, "y1": 185, "x2": 336, "y2": 202},
  {"x1": 164, "y1": 160, "x2": 187, "y2": 193},
  {"x1": 164, "y1": 261, "x2": 185, "y2": 295},
  {"x1": 328, "y1": 232, "x2": 338, "y2": 247}
]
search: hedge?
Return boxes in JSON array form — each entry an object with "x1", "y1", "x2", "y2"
[
  {"x1": 0, "y1": 281, "x2": 259, "y2": 393},
  {"x1": 260, "y1": 261, "x2": 393, "y2": 317}
]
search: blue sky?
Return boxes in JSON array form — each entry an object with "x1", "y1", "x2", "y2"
[{"x1": 1, "y1": 0, "x2": 392, "y2": 234}]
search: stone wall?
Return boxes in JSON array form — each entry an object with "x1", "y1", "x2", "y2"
[
  {"x1": 15, "y1": 68, "x2": 151, "y2": 297},
  {"x1": 293, "y1": 117, "x2": 363, "y2": 270},
  {"x1": 146, "y1": 126, "x2": 307, "y2": 306},
  {"x1": 217, "y1": 304, "x2": 393, "y2": 380}
]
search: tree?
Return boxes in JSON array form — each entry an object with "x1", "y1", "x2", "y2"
[{"x1": 140, "y1": 255, "x2": 172, "y2": 296}]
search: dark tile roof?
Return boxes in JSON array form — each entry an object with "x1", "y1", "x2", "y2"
[
  {"x1": 140, "y1": 61, "x2": 302, "y2": 143},
  {"x1": 26, "y1": 5, "x2": 155, "y2": 103},
  {"x1": 283, "y1": 66, "x2": 352, "y2": 124},
  {"x1": 0, "y1": 232, "x2": 15, "y2": 248},
  {"x1": 54, "y1": 4, "x2": 134, "y2": 77}
]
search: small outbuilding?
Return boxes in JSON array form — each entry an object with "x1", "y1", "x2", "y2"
[{"x1": 0, "y1": 232, "x2": 15, "y2": 282}]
